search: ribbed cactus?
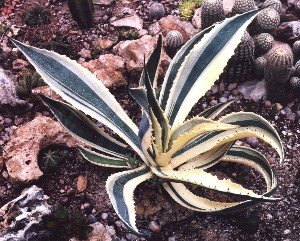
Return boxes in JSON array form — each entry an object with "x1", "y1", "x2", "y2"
[
  {"x1": 262, "y1": 0, "x2": 282, "y2": 13},
  {"x1": 293, "y1": 40, "x2": 300, "y2": 56},
  {"x1": 67, "y1": 0, "x2": 94, "y2": 29},
  {"x1": 253, "y1": 33, "x2": 274, "y2": 55},
  {"x1": 201, "y1": 0, "x2": 225, "y2": 29},
  {"x1": 166, "y1": 30, "x2": 184, "y2": 51},
  {"x1": 232, "y1": 0, "x2": 256, "y2": 14},
  {"x1": 265, "y1": 45, "x2": 294, "y2": 102},
  {"x1": 290, "y1": 77, "x2": 300, "y2": 89},
  {"x1": 295, "y1": 60, "x2": 300, "y2": 76},
  {"x1": 222, "y1": 31, "x2": 255, "y2": 83},
  {"x1": 254, "y1": 56, "x2": 267, "y2": 77},
  {"x1": 255, "y1": 8, "x2": 280, "y2": 32},
  {"x1": 149, "y1": 2, "x2": 166, "y2": 20}
]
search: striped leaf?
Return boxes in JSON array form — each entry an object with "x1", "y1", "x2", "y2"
[
  {"x1": 79, "y1": 146, "x2": 131, "y2": 169},
  {"x1": 12, "y1": 39, "x2": 147, "y2": 164},
  {"x1": 106, "y1": 165, "x2": 152, "y2": 236},
  {"x1": 160, "y1": 10, "x2": 260, "y2": 126},
  {"x1": 151, "y1": 167, "x2": 278, "y2": 201},
  {"x1": 40, "y1": 95, "x2": 130, "y2": 159},
  {"x1": 199, "y1": 100, "x2": 235, "y2": 119}
]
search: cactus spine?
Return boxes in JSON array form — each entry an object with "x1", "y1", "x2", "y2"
[
  {"x1": 223, "y1": 31, "x2": 255, "y2": 83},
  {"x1": 262, "y1": 0, "x2": 282, "y2": 13},
  {"x1": 149, "y1": 2, "x2": 166, "y2": 20},
  {"x1": 253, "y1": 33, "x2": 274, "y2": 55},
  {"x1": 265, "y1": 45, "x2": 294, "y2": 102},
  {"x1": 232, "y1": 0, "x2": 256, "y2": 14},
  {"x1": 201, "y1": 0, "x2": 225, "y2": 29},
  {"x1": 67, "y1": 0, "x2": 94, "y2": 29}
]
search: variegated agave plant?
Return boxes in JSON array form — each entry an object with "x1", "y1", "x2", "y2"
[{"x1": 12, "y1": 9, "x2": 283, "y2": 237}]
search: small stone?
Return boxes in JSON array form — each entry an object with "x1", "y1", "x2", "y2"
[
  {"x1": 219, "y1": 97, "x2": 228, "y2": 103},
  {"x1": 275, "y1": 103, "x2": 283, "y2": 111},
  {"x1": 246, "y1": 137, "x2": 259, "y2": 148},
  {"x1": 78, "y1": 48, "x2": 91, "y2": 59},
  {"x1": 12, "y1": 59, "x2": 29, "y2": 70},
  {"x1": 87, "y1": 214, "x2": 98, "y2": 224},
  {"x1": 101, "y1": 212, "x2": 109, "y2": 220},
  {"x1": 284, "y1": 229, "x2": 291, "y2": 235},
  {"x1": 98, "y1": 39, "x2": 114, "y2": 50},
  {"x1": 76, "y1": 174, "x2": 88, "y2": 193},
  {"x1": 265, "y1": 101, "x2": 272, "y2": 108},
  {"x1": 149, "y1": 220, "x2": 161, "y2": 233},
  {"x1": 111, "y1": 14, "x2": 143, "y2": 30}
]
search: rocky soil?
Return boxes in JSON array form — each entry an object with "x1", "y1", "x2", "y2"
[{"x1": 0, "y1": 0, "x2": 299, "y2": 241}]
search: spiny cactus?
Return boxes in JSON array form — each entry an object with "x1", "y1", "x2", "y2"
[
  {"x1": 232, "y1": 0, "x2": 257, "y2": 14},
  {"x1": 295, "y1": 60, "x2": 300, "y2": 76},
  {"x1": 262, "y1": 0, "x2": 282, "y2": 13},
  {"x1": 67, "y1": 0, "x2": 94, "y2": 29},
  {"x1": 265, "y1": 45, "x2": 294, "y2": 102},
  {"x1": 201, "y1": 0, "x2": 225, "y2": 29},
  {"x1": 222, "y1": 31, "x2": 255, "y2": 83},
  {"x1": 255, "y1": 8, "x2": 280, "y2": 32},
  {"x1": 254, "y1": 56, "x2": 267, "y2": 77},
  {"x1": 22, "y1": 6, "x2": 51, "y2": 27},
  {"x1": 293, "y1": 40, "x2": 300, "y2": 56},
  {"x1": 253, "y1": 33, "x2": 274, "y2": 55},
  {"x1": 290, "y1": 77, "x2": 300, "y2": 89},
  {"x1": 166, "y1": 30, "x2": 184, "y2": 49},
  {"x1": 149, "y1": 2, "x2": 166, "y2": 20}
]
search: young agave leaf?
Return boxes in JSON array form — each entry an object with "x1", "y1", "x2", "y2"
[
  {"x1": 106, "y1": 165, "x2": 152, "y2": 236},
  {"x1": 11, "y1": 39, "x2": 147, "y2": 164},
  {"x1": 79, "y1": 146, "x2": 131, "y2": 169},
  {"x1": 164, "y1": 146, "x2": 278, "y2": 213},
  {"x1": 40, "y1": 95, "x2": 130, "y2": 159},
  {"x1": 160, "y1": 10, "x2": 260, "y2": 126},
  {"x1": 198, "y1": 100, "x2": 235, "y2": 120},
  {"x1": 151, "y1": 167, "x2": 278, "y2": 201}
]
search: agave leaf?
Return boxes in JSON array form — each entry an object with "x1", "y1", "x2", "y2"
[
  {"x1": 40, "y1": 95, "x2": 130, "y2": 159},
  {"x1": 199, "y1": 100, "x2": 235, "y2": 119},
  {"x1": 161, "y1": 10, "x2": 260, "y2": 126},
  {"x1": 79, "y1": 146, "x2": 131, "y2": 169},
  {"x1": 151, "y1": 167, "x2": 278, "y2": 202},
  {"x1": 164, "y1": 146, "x2": 278, "y2": 213},
  {"x1": 129, "y1": 87, "x2": 148, "y2": 112},
  {"x1": 171, "y1": 112, "x2": 284, "y2": 167},
  {"x1": 106, "y1": 165, "x2": 152, "y2": 236},
  {"x1": 12, "y1": 39, "x2": 147, "y2": 164}
]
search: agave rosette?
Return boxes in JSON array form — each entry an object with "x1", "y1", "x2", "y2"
[{"x1": 13, "y1": 9, "x2": 283, "y2": 236}]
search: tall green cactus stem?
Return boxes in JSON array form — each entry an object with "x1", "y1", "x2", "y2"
[
  {"x1": 253, "y1": 33, "x2": 274, "y2": 55},
  {"x1": 67, "y1": 0, "x2": 94, "y2": 29},
  {"x1": 201, "y1": 0, "x2": 225, "y2": 29},
  {"x1": 222, "y1": 31, "x2": 255, "y2": 83},
  {"x1": 255, "y1": 8, "x2": 280, "y2": 33},
  {"x1": 265, "y1": 45, "x2": 294, "y2": 102},
  {"x1": 262, "y1": 0, "x2": 282, "y2": 13},
  {"x1": 232, "y1": 0, "x2": 256, "y2": 14}
]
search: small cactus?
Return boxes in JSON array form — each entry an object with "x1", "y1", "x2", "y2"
[
  {"x1": 22, "y1": 6, "x2": 51, "y2": 27},
  {"x1": 179, "y1": 0, "x2": 202, "y2": 21},
  {"x1": 254, "y1": 56, "x2": 267, "y2": 77},
  {"x1": 256, "y1": 8, "x2": 280, "y2": 32},
  {"x1": 262, "y1": 0, "x2": 282, "y2": 13},
  {"x1": 290, "y1": 77, "x2": 300, "y2": 89},
  {"x1": 149, "y1": 2, "x2": 166, "y2": 20},
  {"x1": 67, "y1": 0, "x2": 94, "y2": 29},
  {"x1": 201, "y1": 0, "x2": 225, "y2": 29},
  {"x1": 265, "y1": 45, "x2": 294, "y2": 102},
  {"x1": 295, "y1": 60, "x2": 300, "y2": 76},
  {"x1": 253, "y1": 33, "x2": 274, "y2": 55},
  {"x1": 293, "y1": 40, "x2": 300, "y2": 56},
  {"x1": 232, "y1": 0, "x2": 256, "y2": 14},
  {"x1": 166, "y1": 30, "x2": 184, "y2": 49},
  {"x1": 223, "y1": 31, "x2": 255, "y2": 83}
]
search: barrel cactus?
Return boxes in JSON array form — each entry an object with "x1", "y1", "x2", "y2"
[
  {"x1": 166, "y1": 30, "x2": 184, "y2": 49},
  {"x1": 255, "y1": 8, "x2": 280, "y2": 32},
  {"x1": 223, "y1": 31, "x2": 255, "y2": 82},
  {"x1": 295, "y1": 60, "x2": 300, "y2": 76},
  {"x1": 201, "y1": 0, "x2": 225, "y2": 29},
  {"x1": 290, "y1": 77, "x2": 300, "y2": 90},
  {"x1": 254, "y1": 56, "x2": 267, "y2": 77},
  {"x1": 149, "y1": 2, "x2": 166, "y2": 20},
  {"x1": 262, "y1": 0, "x2": 282, "y2": 13},
  {"x1": 253, "y1": 33, "x2": 274, "y2": 55},
  {"x1": 293, "y1": 40, "x2": 300, "y2": 56},
  {"x1": 67, "y1": 0, "x2": 94, "y2": 29},
  {"x1": 232, "y1": 0, "x2": 256, "y2": 14},
  {"x1": 265, "y1": 45, "x2": 294, "y2": 102}
]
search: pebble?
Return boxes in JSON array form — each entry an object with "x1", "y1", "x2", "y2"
[
  {"x1": 284, "y1": 229, "x2": 291, "y2": 235},
  {"x1": 246, "y1": 137, "x2": 259, "y2": 149},
  {"x1": 210, "y1": 100, "x2": 218, "y2": 106},
  {"x1": 87, "y1": 214, "x2": 97, "y2": 224},
  {"x1": 168, "y1": 237, "x2": 176, "y2": 241},
  {"x1": 149, "y1": 220, "x2": 161, "y2": 233},
  {"x1": 264, "y1": 101, "x2": 272, "y2": 108},
  {"x1": 4, "y1": 118, "x2": 12, "y2": 125},
  {"x1": 219, "y1": 97, "x2": 228, "y2": 103},
  {"x1": 275, "y1": 103, "x2": 283, "y2": 111},
  {"x1": 101, "y1": 212, "x2": 108, "y2": 220}
]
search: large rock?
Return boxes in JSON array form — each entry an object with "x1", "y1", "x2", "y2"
[
  {"x1": 0, "y1": 185, "x2": 52, "y2": 241},
  {"x1": 3, "y1": 116, "x2": 78, "y2": 182},
  {"x1": 113, "y1": 35, "x2": 171, "y2": 72},
  {"x1": 149, "y1": 15, "x2": 196, "y2": 42},
  {"x1": 238, "y1": 80, "x2": 267, "y2": 102},
  {"x1": 82, "y1": 54, "x2": 126, "y2": 88},
  {"x1": 111, "y1": 14, "x2": 143, "y2": 29},
  {"x1": 0, "y1": 69, "x2": 26, "y2": 106},
  {"x1": 275, "y1": 21, "x2": 300, "y2": 41}
]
